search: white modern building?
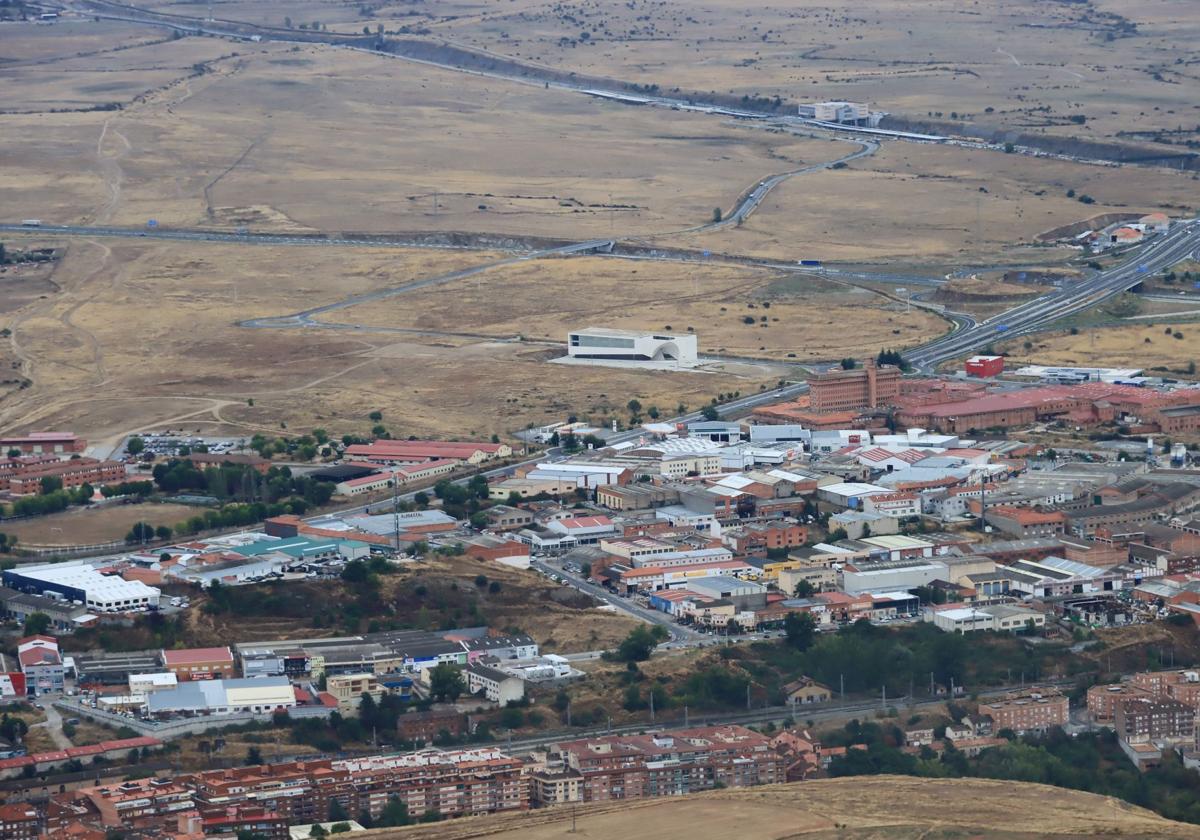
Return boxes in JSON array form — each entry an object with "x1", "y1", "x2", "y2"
[
  {"x1": 567, "y1": 328, "x2": 697, "y2": 363},
  {"x1": 797, "y1": 101, "x2": 880, "y2": 126}
]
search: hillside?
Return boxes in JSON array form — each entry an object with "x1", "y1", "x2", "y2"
[{"x1": 359, "y1": 776, "x2": 1196, "y2": 839}]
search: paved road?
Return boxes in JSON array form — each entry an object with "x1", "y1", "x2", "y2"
[
  {"x1": 907, "y1": 221, "x2": 1200, "y2": 371},
  {"x1": 530, "y1": 558, "x2": 700, "y2": 644}
]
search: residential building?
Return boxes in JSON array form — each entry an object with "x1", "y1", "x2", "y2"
[
  {"x1": 1114, "y1": 697, "x2": 1196, "y2": 745},
  {"x1": 782, "y1": 677, "x2": 832, "y2": 705},
  {"x1": 326, "y1": 673, "x2": 384, "y2": 712},
  {"x1": 551, "y1": 726, "x2": 784, "y2": 801},
  {"x1": 978, "y1": 689, "x2": 1068, "y2": 734},
  {"x1": 529, "y1": 768, "x2": 584, "y2": 806},
  {"x1": 0, "y1": 803, "x2": 41, "y2": 839}
]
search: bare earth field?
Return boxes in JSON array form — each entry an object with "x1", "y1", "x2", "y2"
[
  {"x1": 1001, "y1": 323, "x2": 1200, "y2": 372},
  {"x1": 0, "y1": 502, "x2": 198, "y2": 546},
  {"x1": 361, "y1": 775, "x2": 1198, "y2": 840}
]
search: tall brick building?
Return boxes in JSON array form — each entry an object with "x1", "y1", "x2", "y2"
[
  {"x1": 1114, "y1": 696, "x2": 1196, "y2": 745},
  {"x1": 808, "y1": 360, "x2": 901, "y2": 412}
]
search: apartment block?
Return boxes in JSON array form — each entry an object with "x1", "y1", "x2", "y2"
[
  {"x1": 550, "y1": 725, "x2": 784, "y2": 802},
  {"x1": 1114, "y1": 696, "x2": 1197, "y2": 745},
  {"x1": 978, "y1": 689, "x2": 1068, "y2": 734}
]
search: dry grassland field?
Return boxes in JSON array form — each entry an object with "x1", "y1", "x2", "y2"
[
  {"x1": 669, "y1": 140, "x2": 1196, "y2": 264},
  {"x1": 0, "y1": 38, "x2": 851, "y2": 238},
  {"x1": 325, "y1": 0, "x2": 1200, "y2": 144},
  {"x1": 324, "y1": 257, "x2": 946, "y2": 359},
  {"x1": 0, "y1": 240, "x2": 793, "y2": 443},
  {"x1": 2, "y1": 2, "x2": 1199, "y2": 441},
  {"x1": 360, "y1": 776, "x2": 1198, "y2": 840},
  {"x1": 0, "y1": 502, "x2": 198, "y2": 546},
  {"x1": 1001, "y1": 322, "x2": 1200, "y2": 372}
]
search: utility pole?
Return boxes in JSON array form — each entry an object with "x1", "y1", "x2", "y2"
[
  {"x1": 840, "y1": 673, "x2": 845, "y2": 706},
  {"x1": 566, "y1": 702, "x2": 571, "y2": 727},
  {"x1": 979, "y1": 474, "x2": 987, "y2": 533},
  {"x1": 882, "y1": 684, "x2": 887, "y2": 710},
  {"x1": 746, "y1": 682, "x2": 751, "y2": 711},
  {"x1": 649, "y1": 688, "x2": 655, "y2": 722},
  {"x1": 393, "y1": 480, "x2": 401, "y2": 555},
  {"x1": 684, "y1": 705, "x2": 689, "y2": 727}
]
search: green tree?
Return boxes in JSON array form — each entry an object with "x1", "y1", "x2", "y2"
[
  {"x1": 245, "y1": 745, "x2": 263, "y2": 765},
  {"x1": 22, "y1": 612, "x2": 52, "y2": 636},
  {"x1": 377, "y1": 796, "x2": 411, "y2": 827},
  {"x1": 126, "y1": 436, "x2": 145, "y2": 456},
  {"x1": 700, "y1": 405, "x2": 719, "y2": 421},
  {"x1": 328, "y1": 799, "x2": 349, "y2": 822},
  {"x1": 784, "y1": 612, "x2": 817, "y2": 651},
  {"x1": 612, "y1": 625, "x2": 669, "y2": 662},
  {"x1": 793, "y1": 579, "x2": 815, "y2": 598},
  {"x1": 428, "y1": 663, "x2": 466, "y2": 702},
  {"x1": 840, "y1": 358, "x2": 856, "y2": 370}
]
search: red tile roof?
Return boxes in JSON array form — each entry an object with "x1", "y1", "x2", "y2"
[{"x1": 161, "y1": 646, "x2": 234, "y2": 666}]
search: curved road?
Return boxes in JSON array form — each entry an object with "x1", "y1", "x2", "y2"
[{"x1": 908, "y1": 221, "x2": 1200, "y2": 371}]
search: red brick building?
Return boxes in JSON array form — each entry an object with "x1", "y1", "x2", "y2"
[
  {"x1": 1, "y1": 458, "x2": 125, "y2": 495},
  {"x1": 808, "y1": 360, "x2": 902, "y2": 412},
  {"x1": 978, "y1": 689, "x2": 1068, "y2": 734},
  {"x1": 1114, "y1": 696, "x2": 1197, "y2": 745},
  {"x1": 48, "y1": 748, "x2": 528, "y2": 836},
  {"x1": 0, "y1": 803, "x2": 41, "y2": 840},
  {"x1": 0, "y1": 432, "x2": 86, "y2": 456},
  {"x1": 551, "y1": 725, "x2": 784, "y2": 802}
]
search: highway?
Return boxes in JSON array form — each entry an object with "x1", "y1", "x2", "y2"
[{"x1": 907, "y1": 221, "x2": 1200, "y2": 371}]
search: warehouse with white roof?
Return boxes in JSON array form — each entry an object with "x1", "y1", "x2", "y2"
[{"x1": 2, "y1": 562, "x2": 160, "y2": 613}]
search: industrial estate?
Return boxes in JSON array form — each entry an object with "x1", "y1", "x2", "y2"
[{"x1": 3, "y1": 0, "x2": 1200, "y2": 838}]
